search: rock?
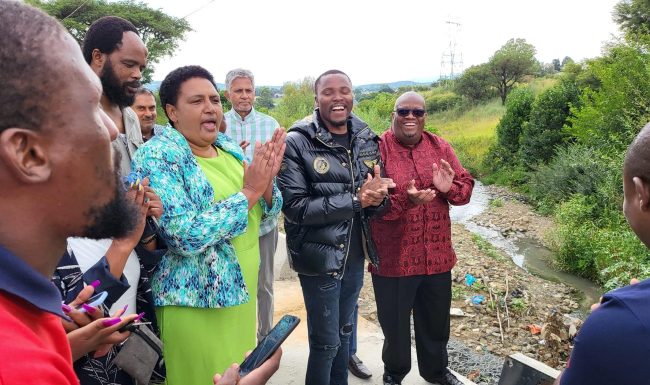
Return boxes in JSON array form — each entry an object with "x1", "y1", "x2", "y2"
[
  {"x1": 450, "y1": 308, "x2": 466, "y2": 317},
  {"x1": 569, "y1": 324, "x2": 578, "y2": 339}
]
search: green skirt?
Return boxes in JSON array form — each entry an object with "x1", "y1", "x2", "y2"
[
  {"x1": 156, "y1": 242, "x2": 258, "y2": 385},
  {"x1": 157, "y1": 150, "x2": 262, "y2": 385}
]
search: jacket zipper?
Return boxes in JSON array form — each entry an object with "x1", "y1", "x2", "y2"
[{"x1": 316, "y1": 126, "x2": 368, "y2": 280}]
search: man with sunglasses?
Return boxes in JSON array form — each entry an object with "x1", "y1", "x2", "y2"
[{"x1": 370, "y1": 92, "x2": 474, "y2": 385}]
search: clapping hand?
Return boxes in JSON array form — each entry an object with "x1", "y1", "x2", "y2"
[
  {"x1": 358, "y1": 165, "x2": 395, "y2": 208},
  {"x1": 267, "y1": 128, "x2": 286, "y2": 178},
  {"x1": 406, "y1": 179, "x2": 436, "y2": 205},
  {"x1": 432, "y1": 159, "x2": 455, "y2": 194}
]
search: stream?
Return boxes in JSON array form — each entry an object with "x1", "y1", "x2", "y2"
[{"x1": 450, "y1": 181, "x2": 602, "y2": 311}]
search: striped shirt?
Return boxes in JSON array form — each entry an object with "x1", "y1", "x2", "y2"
[{"x1": 224, "y1": 107, "x2": 280, "y2": 236}]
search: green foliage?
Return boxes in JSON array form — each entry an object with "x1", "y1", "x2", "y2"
[
  {"x1": 551, "y1": 194, "x2": 649, "y2": 284},
  {"x1": 489, "y1": 198, "x2": 504, "y2": 208},
  {"x1": 452, "y1": 285, "x2": 469, "y2": 300},
  {"x1": 219, "y1": 90, "x2": 232, "y2": 112},
  {"x1": 154, "y1": 91, "x2": 166, "y2": 125},
  {"x1": 448, "y1": 136, "x2": 494, "y2": 177},
  {"x1": 424, "y1": 92, "x2": 462, "y2": 114},
  {"x1": 477, "y1": 3, "x2": 650, "y2": 290},
  {"x1": 485, "y1": 88, "x2": 534, "y2": 170},
  {"x1": 567, "y1": 44, "x2": 650, "y2": 154},
  {"x1": 27, "y1": 0, "x2": 191, "y2": 83},
  {"x1": 614, "y1": 0, "x2": 650, "y2": 47},
  {"x1": 255, "y1": 87, "x2": 275, "y2": 110},
  {"x1": 519, "y1": 81, "x2": 580, "y2": 168},
  {"x1": 269, "y1": 78, "x2": 314, "y2": 128},
  {"x1": 471, "y1": 234, "x2": 507, "y2": 262},
  {"x1": 482, "y1": 165, "x2": 530, "y2": 189},
  {"x1": 454, "y1": 63, "x2": 496, "y2": 103},
  {"x1": 509, "y1": 297, "x2": 528, "y2": 313},
  {"x1": 528, "y1": 145, "x2": 613, "y2": 213},
  {"x1": 488, "y1": 38, "x2": 538, "y2": 105},
  {"x1": 353, "y1": 92, "x2": 397, "y2": 134},
  {"x1": 355, "y1": 93, "x2": 396, "y2": 121}
]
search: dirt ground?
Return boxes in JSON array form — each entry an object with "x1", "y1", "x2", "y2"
[{"x1": 355, "y1": 191, "x2": 582, "y2": 372}]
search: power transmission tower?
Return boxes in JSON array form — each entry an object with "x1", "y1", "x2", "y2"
[{"x1": 440, "y1": 20, "x2": 463, "y2": 83}]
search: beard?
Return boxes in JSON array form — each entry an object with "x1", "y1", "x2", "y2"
[
  {"x1": 100, "y1": 59, "x2": 141, "y2": 108},
  {"x1": 81, "y1": 150, "x2": 138, "y2": 239}
]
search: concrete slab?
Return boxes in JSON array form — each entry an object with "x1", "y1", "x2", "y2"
[{"x1": 268, "y1": 280, "x2": 475, "y2": 385}]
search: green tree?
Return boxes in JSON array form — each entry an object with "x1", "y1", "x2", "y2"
[
  {"x1": 488, "y1": 38, "x2": 538, "y2": 105},
  {"x1": 567, "y1": 44, "x2": 650, "y2": 154},
  {"x1": 561, "y1": 56, "x2": 574, "y2": 68},
  {"x1": 454, "y1": 63, "x2": 496, "y2": 103},
  {"x1": 270, "y1": 78, "x2": 315, "y2": 128},
  {"x1": 219, "y1": 90, "x2": 232, "y2": 112},
  {"x1": 486, "y1": 87, "x2": 534, "y2": 169},
  {"x1": 255, "y1": 87, "x2": 275, "y2": 110},
  {"x1": 552, "y1": 58, "x2": 562, "y2": 72},
  {"x1": 519, "y1": 81, "x2": 580, "y2": 168},
  {"x1": 614, "y1": 0, "x2": 650, "y2": 46},
  {"x1": 27, "y1": 0, "x2": 191, "y2": 83}
]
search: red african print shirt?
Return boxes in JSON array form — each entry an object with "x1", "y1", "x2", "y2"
[{"x1": 370, "y1": 130, "x2": 474, "y2": 277}]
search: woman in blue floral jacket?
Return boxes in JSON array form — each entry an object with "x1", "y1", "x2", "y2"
[{"x1": 131, "y1": 66, "x2": 285, "y2": 385}]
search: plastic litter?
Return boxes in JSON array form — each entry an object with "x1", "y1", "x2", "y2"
[
  {"x1": 465, "y1": 273, "x2": 477, "y2": 287},
  {"x1": 470, "y1": 295, "x2": 485, "y2": 305}
]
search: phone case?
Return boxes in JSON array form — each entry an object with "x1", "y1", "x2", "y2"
[{"x1": 239, "y1": 314, "x2": 300, "y2": 376}]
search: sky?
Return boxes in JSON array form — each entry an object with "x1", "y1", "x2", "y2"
[{"x1": 144, "y1": 0, "x2": 623, "y2": 86}]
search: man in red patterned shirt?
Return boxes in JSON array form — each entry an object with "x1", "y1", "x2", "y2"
[{"x1": 370, "y1": 92, "x2": 474, "y2": 385}]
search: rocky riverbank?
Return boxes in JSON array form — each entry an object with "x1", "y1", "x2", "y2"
[{"x1": 357, "y1": 188, "x2": 584, "y2": 383}]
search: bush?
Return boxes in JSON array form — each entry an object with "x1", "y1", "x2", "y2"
[
  {"x1": 519, "y1": 82, "x2": 580, "y2": 169},
  {"x1": 528, "y1": 145, "x2": 610, "y2": 212},
  {"x1": 567, "y1": 44, "x2": 650, "y2": 155},
  {"x1": 485, "y1": 88, "x2": 534, "y2": 169},
  {"x1": 446, "y1": 135, "x2": 494, "y2": 177},
  {"x1": 424, "y1": 92, "x2": 462, "y2": 113},
  {"x1": 481, "y1": 165, "x2": 530, "y2": 190},
  {"x1": 454, "y1": 63, "x2": 497, "y2": 103},
  {"x1": 550, "y1": 194, "x2": 650, "y2": 286}
]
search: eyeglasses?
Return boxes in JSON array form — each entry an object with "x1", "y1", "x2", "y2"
[{"x1": 395, "y1": 108, "x2": 425, "y2": 118}]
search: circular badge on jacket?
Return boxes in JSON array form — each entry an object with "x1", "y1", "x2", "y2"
[{"x1": 313, "y1": 157, "x2": 330, "y2": 174}]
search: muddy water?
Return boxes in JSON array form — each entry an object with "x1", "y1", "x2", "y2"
[{"x1": 450, "y1": 181, "x2": 602, "y2": 311}]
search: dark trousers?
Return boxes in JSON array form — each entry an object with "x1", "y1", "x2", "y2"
[
  {"x1": 299, "y1": 253, "x2": 365, "y2": 385},
  {"x1": 372, "y1": 271, "x2": 452, "y2": 383}
]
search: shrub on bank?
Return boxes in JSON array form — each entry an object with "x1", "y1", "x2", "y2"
[{"x1": 550, "y1": 194, "x2": 650, "y2": 288}]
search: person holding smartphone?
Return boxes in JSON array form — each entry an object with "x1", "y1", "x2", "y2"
[
  {"x1": 53, "y1": 176, "x2": 166, "y2": 385},
  {"x1": 0, "y1": 3, "x2": 142, "y2": 383}
]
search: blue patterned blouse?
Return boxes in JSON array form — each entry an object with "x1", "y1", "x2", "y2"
[{"x1": 131, "y1": 127, "x2": 282, "y2": 308}]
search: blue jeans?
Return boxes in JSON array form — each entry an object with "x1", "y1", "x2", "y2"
[
  {"x1": 349, "y1": 304, "x2": 358, "y2": 355},
  {"x1": 299, "y1": 253, "x2": 365, "y2": 385}
]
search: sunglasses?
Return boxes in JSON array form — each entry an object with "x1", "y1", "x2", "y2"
[{"x1": 395, "y1": 108, "x2": 425, "y2": 118}]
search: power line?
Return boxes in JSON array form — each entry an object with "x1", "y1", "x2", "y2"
[
  {"x1": 61, "y1": 0, "x2": 91, "y2": 20},
  {"x1": 181, "y1": 0, "x2": 216, "y2": 19}
]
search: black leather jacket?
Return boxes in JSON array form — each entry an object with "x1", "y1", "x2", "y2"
[{"x1": 278, "y1": 110, "x2": 387, "y2": 277}]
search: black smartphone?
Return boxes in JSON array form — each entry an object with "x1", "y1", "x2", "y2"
[{"x1": 239, "y1": 314, "x2": 300, "y2": 376}]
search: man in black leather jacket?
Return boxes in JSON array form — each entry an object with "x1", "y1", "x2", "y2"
[{"x1": 278, "y1": 70, "x2": 393, "y2": 385}]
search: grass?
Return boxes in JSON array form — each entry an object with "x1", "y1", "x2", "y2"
[
  {"x1": 471, "y1": 233, "x2": 508, "y2": 262},
  {"x1": 526, "y1": 76, "x2": 559, "y2": 97},
  {"x1": 426, "y1": 99, "x2": 505, "y2": 176},
  {"x1": 489, "y1": 198, "x2": 504, "y2": 208}
]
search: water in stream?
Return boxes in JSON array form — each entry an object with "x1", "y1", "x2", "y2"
[{"x1": 450, "y1": 181, "x2": 602, "y2": 311}]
